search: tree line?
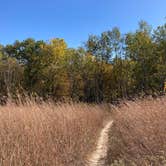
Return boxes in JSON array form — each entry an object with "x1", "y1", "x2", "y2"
[{"x1": 0, "y1": 21, "x2": 166, "y2": 103}]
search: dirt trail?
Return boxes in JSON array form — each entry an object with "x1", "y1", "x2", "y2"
[{"x1": 87, "y1": 120, "x2": 113, "y2": 166}]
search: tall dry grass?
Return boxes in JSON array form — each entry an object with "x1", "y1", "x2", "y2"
[
  {"x1": 0, "y1": 101, "x2": 109, "y2": 166},
  {"x1": 107, "y1": 97, "x2": 166, "y2": 166}
]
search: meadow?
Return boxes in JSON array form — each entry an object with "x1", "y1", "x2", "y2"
[
  {"x1": 0, "y1": 97, "x2": 166, "y2": 165},
  {"x1": 0, "y1": 101, "x2": 109, "y2": 166},
  {"x1": 107, "y1": 97, "x2": 166, "y2": 166}
]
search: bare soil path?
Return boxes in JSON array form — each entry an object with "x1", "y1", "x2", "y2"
[{"x1": 87, "y1": 120, "x2": 113, "y2": 166}]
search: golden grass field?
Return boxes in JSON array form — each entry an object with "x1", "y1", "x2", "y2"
[
  {"x1": 0, "y1": 97, "x2": 166, "y2": 166},
  {"x1": 107, "y1": 97, "x2": 166, "y2": 166},
  {"x1": 0, "y1": 101, "x2": 109, "y2": 166}
]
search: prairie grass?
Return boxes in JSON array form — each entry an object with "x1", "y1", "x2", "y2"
[
  {"x1": 107, "y1": 97, "x2": 166, "y2": 166},
  {"x1": 0, "y1": 101, "x2": 109, "y2": 166}
]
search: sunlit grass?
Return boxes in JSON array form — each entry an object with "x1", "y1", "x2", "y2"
[
  {"x1": 107, "y1": 97, "x2": 166, "y2": 165},
  {"x1": 0, "y1": 101, "x2": 108, "y2": 166}
]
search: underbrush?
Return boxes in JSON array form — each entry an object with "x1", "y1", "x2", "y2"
[
  {"x1": 106, "y1": 97, "x2": 166, "y2": 166},
  {"x1": 0, "y1": 101, "x2": 108, "y2": 166}
]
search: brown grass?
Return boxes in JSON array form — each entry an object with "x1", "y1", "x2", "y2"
[
  {"x1": 0, "y1": 102, "x2": 109, "y2": 166},
  {"x1": 107, "y1": 97, "x2": 166, "y2": 166}
]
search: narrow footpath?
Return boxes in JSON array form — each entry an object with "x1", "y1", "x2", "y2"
[{"x1": 87, "y1": 120, "x2": 113, "y2": 166}]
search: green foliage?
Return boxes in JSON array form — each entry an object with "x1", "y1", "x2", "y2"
[
  {"x1": 86, "y1": 27, "x2": 123, "y2": 62},
  {"x1": 0, "y1": 21, "x2": 166, "y2": 103},
  {"x1": 125, "y1": 22, "x2": 161, "y2": 95}
]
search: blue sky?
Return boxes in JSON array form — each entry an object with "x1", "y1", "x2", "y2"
[{"x1": 0, "y1": 0, "x2": 165, "y2": 48}]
